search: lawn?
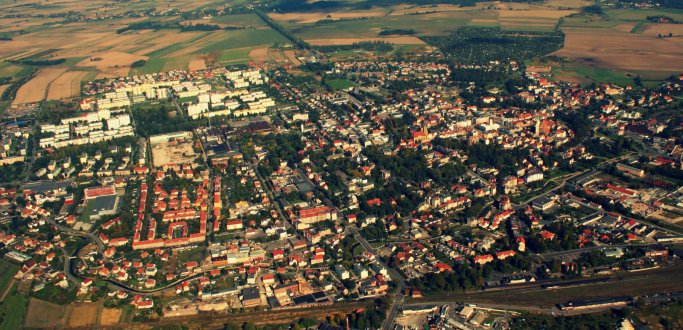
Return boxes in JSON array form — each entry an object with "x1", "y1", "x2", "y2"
[
  {"x1": 177, "y1": 246, "x2": 206, "y2": 264},
  {"x1": 326, "y1": 78, "x2": 356, "y2": 90},
  {"x1": 0, "y1": 284, "x2": 27, "y2": 330}
]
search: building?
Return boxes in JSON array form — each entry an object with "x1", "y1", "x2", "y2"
[{"x1": 616, "y1": 163, "x2": 645, "y2": 178}]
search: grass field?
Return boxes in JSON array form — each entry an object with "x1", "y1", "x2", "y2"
[
  {"x1": 211, "y1": 14, "x2": 266, "y2": 27},
  {"x1": 198, "y1": 29, "x2": 287, "y2": 53},
  {"x1": 130, "y1": 57, "x2": 167, "y2": 75},
  {"x1": 0, "y1": 261, "x2": 18, "y2": 296},
  {"x1": 326, "y1": 78, "x2": 356, "y2": 90},
  {"x1": 218, "y1": 48, "x2": 252, "y2": 65},
  {"x1": 0, "y1": 283, "x2": 27, "y2": 330}
]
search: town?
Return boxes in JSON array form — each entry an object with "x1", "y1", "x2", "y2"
[{"x1": 1, "y1": 28, "x2": 683, "y2": 330}]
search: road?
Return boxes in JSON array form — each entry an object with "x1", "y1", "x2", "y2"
[
  {"x1": 347, "y1": 226, "x2": 407, "y2": 330},
  {"x1": 46, "y1": 217, "x2": 106, "y2": 255},
  {"x1": 535, "y1": 242, "x2": 674, "y2": 260}
]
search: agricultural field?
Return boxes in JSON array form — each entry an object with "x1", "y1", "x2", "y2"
[
  {"x1": 0, "y1": 0, "x2": 681, "y2": 102},
  {"x1": 0, "y1": 0, "x2": 293, "y2": 105},
  {"x1": 266, "y1": 1, "x2": 683, "y2": 84}
]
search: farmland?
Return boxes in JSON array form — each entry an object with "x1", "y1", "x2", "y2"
[
  {"x1": 0, "y1": 0, "x2": 680, "y2": 106},
  {"x1": 266, "y1": 1, "x2": 683, "y2": 85},
  {"x1": 0, "y1": 0, "x2": 296, "y2": 105}
]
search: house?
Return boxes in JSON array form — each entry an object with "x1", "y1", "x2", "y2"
[{"x1": 240, "y1": 287, "x2": 261, "y2": 307}]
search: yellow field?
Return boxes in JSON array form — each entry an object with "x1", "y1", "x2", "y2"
[
  {"x1": 46, "y1": 70, "x2": 89, "y2": 100},
  {"x1": 13, "y1": 67, "x2": 67, "y2": 105},
  {"x1": 67, "y1": 303, "x2": 99, "y2": 328},
  {"x1": 188, "y1": 58, "x2": 207, "y2": 71},
  {"x1": 641, "y1": 23, "x2": 683, "y2": 37},
  {"x1": 100, "y1": 307, "x2": 122, "y2": 325}
]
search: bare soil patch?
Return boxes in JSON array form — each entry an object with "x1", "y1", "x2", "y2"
[
  {"x1": 284, "y1": 50, "x2": 302, "y2": 66},
  {"x1": 188, "y1": 57, "x2": 207, "y2": 71},
  {"x1": 249, "y1": 47, "x2": 270, "y2": 62},
  {"x1": 100, "y1": 307, "x2": 122, "y2": 325}
]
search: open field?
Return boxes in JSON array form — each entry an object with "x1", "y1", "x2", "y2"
[
  {"x1": 13, "y1": 67, "x2": 67, "y2": 104},
  {"x1": 0, "y1": 260, "x2": 18, "y2": 298},
  {"x1": 554, "y1": 27, "x2": 683, "y2": 74},
  {"x1": 188, "y1": 58, "x2": 207, "y2": 71},
  {"x1": 100, "y1": 307, "x2": 123, "y2": 325},
  {"x1": 641, "y1": 23, "x2": 683, "y2": 37},
  {"x1": 249, "y1": 47, "x2": 270, "y2": 62},
  {"x1": 46, "y1": 70, "x2": 89, "y2": 100},
  {"x1": 219, "y1": 48, "x2": 252, "y2": 65},
  {"x1": 269, "y1": 10, "x2": 388, "y2": 24},
  {"x1": 24, "y1": 298, "x2": 68, "y2": 328},
  {"x1": 0, "y1": 284, "x2": 27, "y2": 330},
  {"x1": 67, "y1": 302, "x2": 100, "y2": 327},
  {"x1": 307, "y1": 36, "x2": 425, "y2": 46}
]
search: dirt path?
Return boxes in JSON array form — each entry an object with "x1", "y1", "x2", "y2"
[{"x1": 0, "y1": 278, "x2": 15, "y2": 302}]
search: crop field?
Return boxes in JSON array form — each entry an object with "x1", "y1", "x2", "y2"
[
  {"x1": 0, "y1": 0, "x2": 681, "y2": 103},
  {"x1": 46, "y1": 70, "x2": 90, "y2": 101},
  {"x1": 553, "y1": 27, "x2": 683, "y2": 74},
  {"x1": 13, "y1": 67, "x2": 67, "y2": 105},
  {"x1": 0, "y1": 0, "x2": 291, "y2": 104}
]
